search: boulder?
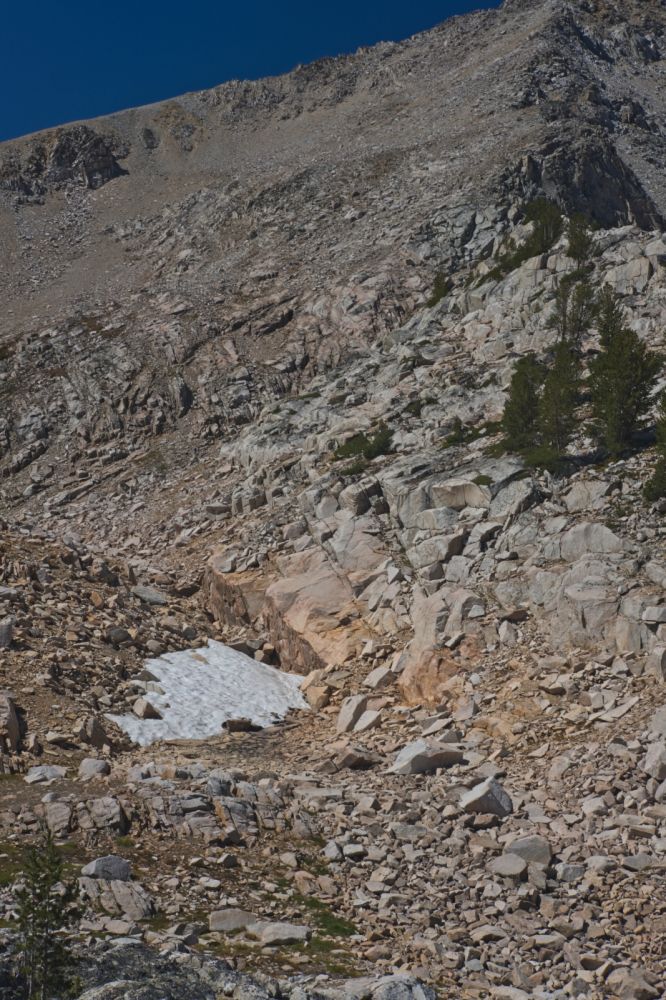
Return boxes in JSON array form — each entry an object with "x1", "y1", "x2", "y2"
[
  {"x1": 78, "y1": 758, "x2": 111, "y2": 781},
  {"x1": 82, "y1": 856, "x2": 132, "y2": 882},
  {"x1": 25, "y1": 765, "x2": 66, "y2": 784},
  {"x1": 643, "y1": 743, "x2": 666, "y2": 781},
  {"x1": 646, "y1": 645, "x2": 666, "y2": 682},
  {"x1": 209, "y1": 908, "x2": 259, "y2": 933},
  {"x1": 429, "y1": 478, "x2": 491, "y2": 511},
  {"x1": 337, "y1": 695, "x2": 369, "y2": 733},
  {"x1": 505, "y1": 834, "x2": 552, "y2": 866},
  {"x1": 132, "y1": 698, "x2": 162, "y2": 720},
  {"x1": 605, "y1": 967, "x2": 659, "y2": 1000},
  {"x1": 560, "y1": 522, "x2": 623, "y2": 562},
  {"x1": 389, "y1": 739, "x2": 465, "y2": 775},
  {"x1": 488, "y1": 854, "x2": 527, "y2": 878},
  {"x1": 251, "y1": 921, "x2": 311, "y2": 946},
  {"x1": 131, "y1": 585, "x2": 169, "y2": 606},
  {"x1": 563, "y1": 480, "x2": 610, "y2": 512},
  {"x1": 0, "y1": 619, "x2": 12, "y2": 649},
  {"x1": 460, "y1": 778, "x2": 513, "y2": 816}
]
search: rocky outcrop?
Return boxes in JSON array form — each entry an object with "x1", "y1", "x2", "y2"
[{"x1": 0, "y1": 125, "x2": 128, "y2": 200}]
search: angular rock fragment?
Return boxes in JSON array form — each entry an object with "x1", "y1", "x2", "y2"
[{"x1": 460, "y1": 778, "x2": 513, "y2": 816}]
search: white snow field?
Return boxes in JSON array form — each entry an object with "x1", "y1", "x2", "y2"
[{"x1": 107, "y1": 639, "x2": 308, "y2": 746}]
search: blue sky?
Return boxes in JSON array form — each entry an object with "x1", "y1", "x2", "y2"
[{"x1": 2, "y1": 1, "x2": 501, "y2": 142}]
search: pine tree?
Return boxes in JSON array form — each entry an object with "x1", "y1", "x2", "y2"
[
  {"x1": 566, "y1": 213, "x2": 594, "y2": 269},
  {"x1": 549, "y1": 280, "x2": 596, "y2": 345},
  {"x1": 16, "y1": 832, "x2": 78, "y2": 1000},
  {"x1": 501, "y1": 354, "x2": 545, "y2": 452},
  {"x1": 524, "y1": 198, "x2": 563, "y2": 254},
  {"x1": 596, "y1": 284, "x2": 626, "y2": 348},
  {"x1": 644, "y1": 392, "x2": 666, "y2": 502},
  {"x1": 588, "y1": 322, "x2": 662, "y2": 457},
  {"x1": 537, "y1": 342, "x2": 580, "y2": 457}
]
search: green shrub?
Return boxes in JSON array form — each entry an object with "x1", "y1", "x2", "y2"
[
  {"x1": 525, "y1": 198, "x2": 564, "y2": 254},
  {"x1": 15, "y1": 832, "x2": 80, "y2": 999},
  {"x1": 645, "y1": 457, "x2": 666, "y2": 502},
  {"x1": 485, "y1": 198, "x2": 563, "y2": 283},
  {"x1": 566, "y1": 213, "x2": 595, "y2": 268},
  {"x1": 588, "y1": 322, "x2": 662, "y2": 456},
  {"x1": 501, "y1": 353, "x2": 545, "y2": 452},
  {"x1": 426, "y1": 272, "x2": 452, "y2": 308},
  {"x1": 333, "y1": 423, "x2": 392, "y2": 463},
  {"x1": 596, "y1": 285, "x2": 627, "y2": 348},
  {"x1": 538, "y1": 342, "x2": 580, "y2": 455},
  {"x1": 548, "y1": 281, "x2": 596, "y2": 344}
]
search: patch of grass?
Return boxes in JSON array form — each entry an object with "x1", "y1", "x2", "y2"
[
  {"x1": 473, "y1": 474, "x2": 493, "y2": 487},
  {"x1": 295, "y1": 936, "x2": 360, "y2": 976},
  {"x1": 296, "y1": 894, "x2": 357, "y2": 938},
  {"x1": 0, "y1": 772, "x2": 22, "y2": 784},
  {"x1": 115, "y1": 836, "x2": 134, "y2": 849},
  {"x1": 141, "y1": 913, "x2": 171, "y2": 932}
]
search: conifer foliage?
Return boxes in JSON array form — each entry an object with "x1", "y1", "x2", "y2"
[
  {"x1": 588, "y1": 288, "x2": 661, "y2": 456},
  {"x1": 15, "y1": 832, "x2": 79, "y2": 1000},
  {"x1": 500, "y1": 243, "x2": 663, "y2": 471},
  {"x1": 566, "y1": 213, "x2": 594, "y2": 270},
  {"x1": 538, "y1": 341, "x2": 580, "y2": 458},
  {"x1": 500, "y1": 354, "x2": 544, "y2": 452}
]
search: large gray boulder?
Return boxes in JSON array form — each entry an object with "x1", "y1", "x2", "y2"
[
  {"x1": 81, "y1": 856, "x2": 132, "y2": 882},
  {"x1": 559, "y1": 522, "x2": 624, "y2": 562},
  {"x1": 389, "y1": 738, "x2": 465, "y2": 775}
]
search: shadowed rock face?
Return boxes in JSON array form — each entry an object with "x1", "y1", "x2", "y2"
[{"x1": 0, "y1": 126, "x2": 129, "y2": 200}]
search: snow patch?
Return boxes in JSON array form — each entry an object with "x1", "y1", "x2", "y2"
[{"x1": 106, "y1": 639, "x2": 307, "y2": 747}]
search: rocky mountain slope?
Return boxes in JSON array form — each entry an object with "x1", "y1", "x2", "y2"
[{"x1": 1, "y1": 1, "x2": 666, "y2": 998}]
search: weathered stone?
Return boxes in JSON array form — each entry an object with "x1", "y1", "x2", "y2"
[
  {"x1": 131, "y1": 585, "x2": 169, "y2": 605},
  {"x1": 488, "y1": 853, "x2": 527, "y2": 878},
  {"x1": 78, "y1": 758, "x2": 111, "y2": 781},
  {"x1": 460, "y1": 778, "x2": 513, "y2": 816},
  {"x1": 25, "y1": 765, "x2": 66, "y2": 784},
  {"x1": 560, "y1": 523, "x2": 624, "y2": 562},
  {"x1": 505, "y1": 834, "x2": 552, "y2": 866},
  {"x1": 389, "y1": 738, "x2": 464, "y2": 775},
  {"x1": 643, "y1": 743, "x2": 666, "y2": 781},
  {"x1": 252, "y1": 921, "x2": 311, "y2": 946},
  {"x1": 82, "y1": 856, "x2": 132, "y2": 882},
  {"x1": 208, "y1": 908, "x2": 258, "y2": 933},
  {"x1": 132, "y1": 697, "x2": 162, "y2": 720},
  {"x1": 336, "y1": 694, "x2": 368, "y2": 734}
]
